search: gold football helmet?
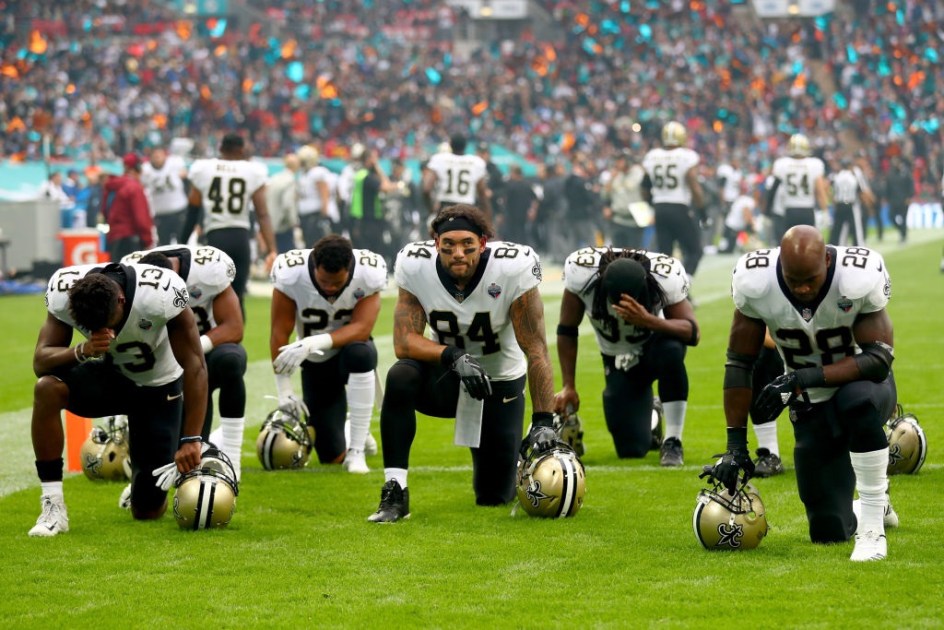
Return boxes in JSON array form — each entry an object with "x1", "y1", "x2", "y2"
[
  {"x1": 516, "y1": 443, "x2": 586, "y2": 518},
  {"x1": 256, "y1": 409, "x2": 314, "y2": 470},
  {"x1": 661, "y1": 121, "x2": 687, "y2": 147},
  {"x1": 296, "y1": 144, "x2": 319, "y2": 168},
  {"x1": 693, "y1": 480, "x2": 768, "y2": 550},
  {"x1": 788, "y1": 133, "x2": 811, "y2": 157},
  {"x1": 886, "y1": 406, "x2": 927, "y2": 475},
  {"x1": 80, "y1": 416, "x2": 131, "y2": 481},
  {"x1": 173, "y1": 446, "x2": 239, "y2": 530}
]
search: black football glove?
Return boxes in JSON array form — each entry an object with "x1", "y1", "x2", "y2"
[
  {"x1": 754, "y1": 367, "x2": 824, "y2": 425},
  {"x1": 521, "y1": 412, "x2": 558, "y2": 457},
  {"x1": 699, "y1": 427, "x2": 755, "y2": 493},
  {"x1": 442, "y1": 346, "x2": 492, "y2": 401}
]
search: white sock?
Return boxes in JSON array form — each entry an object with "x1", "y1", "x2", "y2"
[
  {"x1": 851, "y1": 448, "x2": 889, "y2": 534},
  {"x1": 219, "y1": 416, "x2": 245, "y2": 476},
  {"x1": 346, "y1": 371, "x2": 375, "y2": 451},
  {"x1": 662, "y1": 400, "x2": 687, "y2": 441},
  {"x1": 753, "y1": 421, "x2": 780, "y2": 456},
  {"x1": 385, "y1": 467, "x2": 408, "y2": 489},
  {"x1": 40, "y1": 481, "x2": 63, "y2": 500}
]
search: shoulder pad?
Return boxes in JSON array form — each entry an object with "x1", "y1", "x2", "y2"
[
  {"x1": 353, "y1": 249, "x2": 388, "y2": 294},
  {"x1": 562, "y1": 248, "x2": 603, "y2": 294},
  {"x1": 394, "y1": 240, "x2": 436, "y2": 287},
  {"x1": 731, "y1": 249, "x2": 777, "y2": 301},
  {"x1": 836, "y1": 247, "x2": 889, "y2": 301},
  {"x1": 646, "y1": 252, "x2": 689, "y2": 303}
]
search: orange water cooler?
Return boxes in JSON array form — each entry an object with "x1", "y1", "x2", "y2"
[{"x1": 58, "y1": 228, "x2": 104, "y2": 266}]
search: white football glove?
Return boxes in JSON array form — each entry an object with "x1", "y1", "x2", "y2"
[
  {"x1": 153, "y1": 462, "x2": 180, "y2": 492},
  {"x1": 152, "y1": 443, "x2": 211, "y2": 491},
  {"x1": 274, "y1": 373, "x2": 310, "y2": 421},
  {"x1": 273, "y1": 333, "x2": 333, "y2": 375}
]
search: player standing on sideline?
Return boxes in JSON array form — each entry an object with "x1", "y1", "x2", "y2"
[
  {"x1": 555, "y1": 247, "x2": 698, "y2": 466},
  {"x1": 28, "y1": 262, "x2": 207, "y2": 536},
  {"x1": 708, "y1": 225, "x2": 896, "y2": 561},
  {"x1": 765, "y1": 134, "x2": 828, "y2": 236},
  {"x1": 829, "y1": 156, "x2": 874, "y2": 247},
  {"x1": 270, "y1": 235, "x2": 386, "y2": 473},
  {"x1": 642, "y1": 121, "x2": 705, "y2": 278},
  {"x1": 123, "y1": 245, "x2": 246, "y2": 480},
  {"x1": 183, "y1": 133, "x2": 278, "y2": 307},
  {"x1": 296, "y1": 145, "x2": 333, "y2": 248},
  {"x1": 141, "y1": 148, "x2": 189, "y2": 246},
  {"x1": 367, "y1": 204, "x2": 556, "y2": 523},
  {"x1": 423, "y1": 134, "x2": 491, "y2": 219}
]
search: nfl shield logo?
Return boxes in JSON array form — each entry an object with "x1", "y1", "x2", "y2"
[
  {"x1": 837, "y1": 297, "x2": 853, "y2": 313},
  {"x1": 354, "y1": 288, "x2": 365, "y2": 300},
  {"x1": 189, "y1": 286, "x2": 203, "y2": 300},
  {"x1": 139, "y1": 318, "x2": 153, "y2": 331},
  {"x1": 801, "y1": 308, "x2": 813, "y2": 322},
  {"x1": 487, "y1": 283, "x2": 502, "y2": 299}
]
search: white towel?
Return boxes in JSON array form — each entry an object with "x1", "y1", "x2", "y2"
[{"x1": 454, "y1": 386, "x2": 484, "y2": 448}]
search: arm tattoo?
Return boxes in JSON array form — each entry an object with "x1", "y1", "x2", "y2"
[
  {"x1": 393, "y1": 288, "x2": 427, "y2": 354},
  {"x1": 511, "y1": 288, "x2": 555, "y2": 412}
]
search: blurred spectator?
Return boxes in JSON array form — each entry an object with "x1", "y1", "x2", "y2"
[
  {"x1": 266, "y1": 153, "x2": 301, "y2": 254},
  {"x1": 83, "y1": 166, "x2": 105, "y2": 228},
  {"x1": 383, "y1": 158, "x2": 421, "y2": 246},
  {"x1": 563, "y1": 156, "x2": 599, "y2": 254},
  {"x1": 103, "y1": 153, "x2": 154, "y2": 261},
  {"x1": 36, "y1": 172, "x2": 72, "y2": 209},
  {"x1": 498, "y1": 164, "x2": 537, "y2": 247},
  {"x1": 602, "y1": 150, "x2": 650, "y2": 250},
  {"x1": 884, "y1": 157, "x2": 915, "y2": 244},
  {"x1": 142, "y1": 148, "x2": 189, "y2": 245},
  {"x1": 477, "y1": 142, "x2": 505, "y2": 215}
]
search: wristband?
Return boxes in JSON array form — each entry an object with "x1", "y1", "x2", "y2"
[
  {"x1": 794, "y1": 366, "x2": 827, "y2": 389},
  {"x1": 726, "y1": 427, "x2": 748, "y2": 451},
  {"x1": 200, "y1": 334, "x2": 214, "y2": 354},
  {"x1": 531, "y1": 412, "x2": 555, "y2": 428},
  {"x1": 440, "y1": 345, "x2": 464, "y2": 368},
  {"x1": 74, "y1": 343, "x2": 89, "y2": 364},
  {"x1": 179, "y1": 435, "x2": 203, "y2": 445}
]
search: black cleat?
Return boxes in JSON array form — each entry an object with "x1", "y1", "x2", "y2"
[
  {"x1": 753, "y1": 448, "x2": 785, "y2": 477},
  {"x1": 659, "y1": 437, "x2": 684, "y2": 467},
  {"x1": 367, "y1": 479, "x2": 411, "y2": 523}
]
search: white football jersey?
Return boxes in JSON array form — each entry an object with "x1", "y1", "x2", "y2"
[
  {"x1": 121, "y1": 245, "x2": 236, "y2": 335},
  {"x1": 732, "y1": 246, "x2": 890, "y2": 403},
  {"x1": 188, "y1": 158, "x2": 268, "y2": 232},
  {"x1": 425, "y1": 152, "x2": 487, "y2": 206},
  {"x1": 45, "y1": 263, "x2": 190, "y2": 386},
  {"x1": 142, "y1": 155, "x2": 188, "y2": 215},
  {"x1": 297, "y1": 165, "x2": 333, "y2": 217},
  {"x1": 716, "y1": 162, "x2": 743, "y2": 203},
  {"x1": 562, "y1": 248, "x2": 689, "y2": 363},
  {"x1": 394, "y1": 240, "x2": 542, "y2": 381},
  {"x1": 642, "y1": 147, "x2": 700, "y2": 205},
  {"x1": 771, "y1": 156, "x2": 825, "y2": 209},
  {"x1": 271, "y1": 248, "x2": 387, "y2": 363}
]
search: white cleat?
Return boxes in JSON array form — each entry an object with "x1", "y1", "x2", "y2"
[
  {"x1": 852, "y1": 498, "x2": 899, "y2": 529},
  {"x1": 343, "y1": 449, "x2": 370, "y2": 474},
  {"x1": 28, "y1": 495, "x2": 69, "y2": 537},
  {"x1": 118, "y1": 484, "x2": 132, "y2": 510},
  {"x1": 850, "y1": 531, "x2": 887, "y2": 562},
  {"x1": 364, "y1": 432, "x2": 378, "y2": 457}
]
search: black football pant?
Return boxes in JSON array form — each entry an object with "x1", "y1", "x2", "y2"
[
  {"x1": 653, "y1": 202, "x2": 701, "y2": 275},
  {"x1": 783, "y1": 207, "x2": 816, "y2": 234},
  {"x1": 791, "y1": 374, "x2": 896, "y2": 543},
  {"x1": 300, "y1": 341, "x2": 377, "y2": 464},
  {"x1": 200, "y1": 343, "x2": 247, "y2": 440},
  {"x1": 206, "y1": 227, "x2": 251, "y2": 310},
  {"x1": 155, "y1": 209, "x2": 185, "y2": 245},
  {"x1": 45, "y1": 361, "x2": 183, "y2": 513},
  {"x1": 600, "y1": 334, "x2": 688, "y2": 458},
  {"x1": 381, "y1": 359, "x2": 526, "y2": 505},
  {"x1": 829, "y1": 202, "x2": 862, "y2": 246}
]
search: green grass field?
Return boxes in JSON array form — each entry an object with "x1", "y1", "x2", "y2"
[{"x1": 1, "y1": 235, "x2": 942, "y2": 628}]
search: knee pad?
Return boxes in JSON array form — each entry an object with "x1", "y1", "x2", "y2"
[
  {"x1": 339, "y1": 342, "x2": 378, "y2": 375},
  {"x1": 211, "y1": 344, "x2": 247, "y2": 379}
]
